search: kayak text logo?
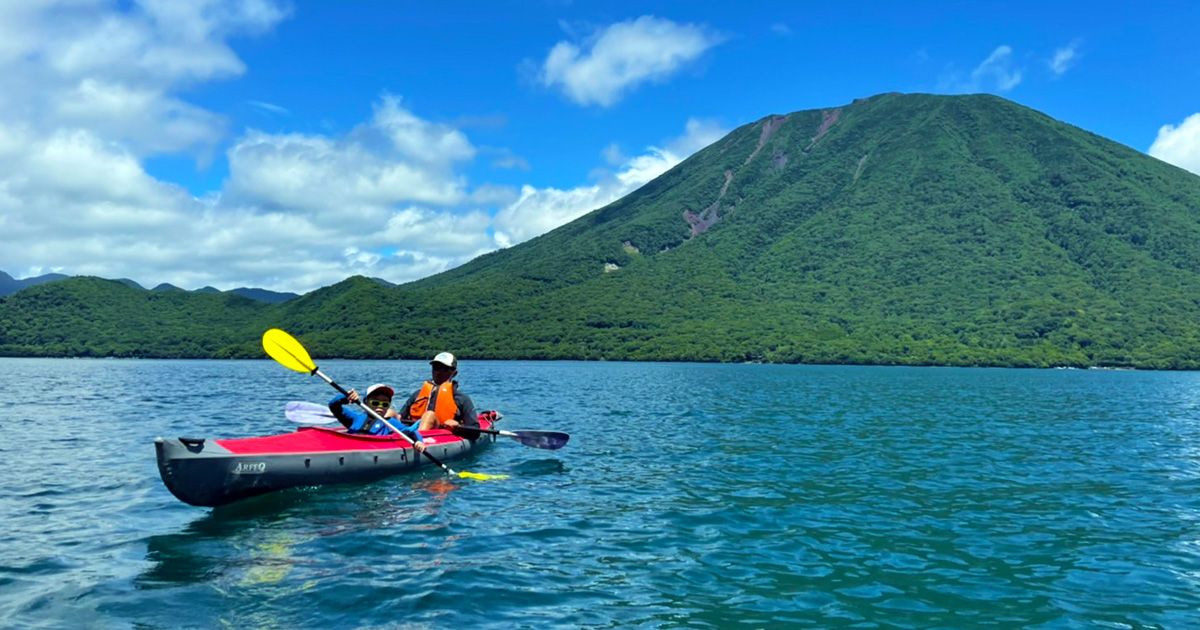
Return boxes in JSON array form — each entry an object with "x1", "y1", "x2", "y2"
[{"x1": 233, "y1": 462, "x2": 267, "y2": 475}]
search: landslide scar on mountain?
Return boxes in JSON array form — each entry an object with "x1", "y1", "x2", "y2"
[
  {"x1": 681, "y1": 112, "x2": 801, "y2": 238},
  {"x1": 683, "y1": 169, "x2": 734, "y2": 236},
  {"x1": 805, "y1": 108, "x2": 841, "y2": 151},
  {"x1": 682, "y1": 113, "x2": 791, "y2": 238},
  {"x1": 745, "y1": 115, "x2": 788, "y2": 165},
  {"x1": 853, "y1": 153, "x2": 869, "y2": 183}
]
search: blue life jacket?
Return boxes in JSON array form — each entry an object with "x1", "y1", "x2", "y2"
[{"x1": 328, "y1": 394, "x2": 422, "y2": 441}]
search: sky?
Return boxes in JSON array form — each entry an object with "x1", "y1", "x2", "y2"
[{"x1": 1, "y1": 0, "x2": 1198, "y2": 294}]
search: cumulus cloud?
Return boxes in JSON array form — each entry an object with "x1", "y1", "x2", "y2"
[
  {"x1": 0, "y1": 0, "x2": 288, "y2": 157},
  {"x1": 0, "y1": 119, "x2": 345, "y2": 292},
  {"x1": 539, "y1": 16, "x2": 722, "y2": 107},
  {"x1": 939, "y1": 45, "x2": 1022, "y2": 93},
  {"x1": 0, "y1": 0, "x2": 443, "y2": 293},
  {"x1": 0, "y1": 2, "x2": 730, "y2": 294},
  {"x1": 1149, "y1": 113, "x2": 1200, "y2": 176},
  {"x1": 1049, "y1": 41, "x2": 1081, "y2": 76},
  {"x1": 226, "y1": 96, "x2": 474, "y2": 216},
  {"x1": 0, "y1": 124, "x2": 356, "y2": 290},
  {"x1": 493, "y1": 118, "x2": 726, "y2": 246}
]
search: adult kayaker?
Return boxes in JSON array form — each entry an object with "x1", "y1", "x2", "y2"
[
  {"x1": 328, "y1": 383, "x2": 423, "y2": 444},
  {"x1": 399, "y1": 352, "x2": 479, "y2": 432}
]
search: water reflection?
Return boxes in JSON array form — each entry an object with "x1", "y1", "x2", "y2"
[{"x1": 138, "y1": 478, "x2": 468, "y2": 591}]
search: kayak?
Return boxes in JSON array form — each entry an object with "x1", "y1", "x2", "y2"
[{"x1": 155, "y1": 417, "x2": 498, "y2": 507}]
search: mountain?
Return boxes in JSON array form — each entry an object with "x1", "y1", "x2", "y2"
[
  {"x1": 0, "y1": 271, "x2": 70, "y2": 297},
  {"x1": 3, "y1": 93, "x2": 1200, "y2": 367},
  {"x1": 229, "y1": 287, "x2": 300, "y2": 304},
  {"x1": 0, "y1": 277, "x2": 266, "y2": 358},
  {"x1": 278, "y1": 93, "x2": 1200, "y2": 368},
  {"x1": 114, "y1": 278, "x2": 145, "y2": 290},
  {"x1": 2, "y1": 272, "x2": 296, "y2": 303}
]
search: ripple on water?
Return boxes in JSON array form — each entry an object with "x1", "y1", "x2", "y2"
[{"x1": 3, "y1": 360, "x2": 1200, "y2": 627}]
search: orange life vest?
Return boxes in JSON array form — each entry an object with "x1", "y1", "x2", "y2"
[{"x1": 409, "y1": 381, "x2": 458, "y2": 423}]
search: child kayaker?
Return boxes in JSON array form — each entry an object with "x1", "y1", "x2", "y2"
[
  {"x1": 328, "y1": 383, "x2": 423, "y2": 444},
  {"x1": 398, "y1": 352, "x2": 480, "y2": 432}
]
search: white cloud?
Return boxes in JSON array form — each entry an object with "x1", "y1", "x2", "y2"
[
  {"x1": 0, "y1": 2, "x2": 496, "y2": 294},
  {"x1": 2, "y1": 89, "x2": 532, "y2": 293},
  {"x1": 540, "y1": 16, "x2": 722, "y2": 107},
  {"x1": 0, "y1": 2, "x2": 730, "y2": 294},
  {"x1": 939, "y1": 45, "x2": 1022, "y2": 93},
  {"x1": 369, "y1": 96, "x2": 476, "y2": 167},
  {"x1": 1149, "y1": 113, "x2": 1200, "y2": 176},
  {"x1": 225, "y1": 96, "x2": 474, "y2": 216},
  {"x1": 0, "y1": 0, "x2": 288, "y2": 157},
  {"x1": 1049, "y1": 41, "x2": 1081, "y2": 76},
  {"x1": 602, "y1": 143, "x2": 626, "y2": 166},
  {"x1": 493, "y1": 118, "x2": 726, "y2": 247},
  {"x1": 249, "y1": 100, "x2": 289, "y2": 115},
  {"x1": 971, "y1": 45, "x2": 1022, "y2": 91},
  {"x1": 492, "y1": 154, "x2": 531, "y2": 171},
  {"x1": 0, "y1": 120, "x2": 345, "y2": 293},
  {"x1": 382, "y1": 207, "x2": 496, "y2": 258}
]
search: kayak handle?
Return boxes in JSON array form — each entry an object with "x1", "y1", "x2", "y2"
[{"x1": 179, "y1": 437, "x2": 206, "y2": 451}]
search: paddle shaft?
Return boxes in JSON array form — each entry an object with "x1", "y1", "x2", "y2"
[
  {"x1": 455, "y1": 426, "x2": 516, "y2": 438},
  {"x1": 286, "y1": 401, "x2": 566, "y2": 450},
  {"x1": 311, "y1": 368, "x2": 460, "y2": 475}
]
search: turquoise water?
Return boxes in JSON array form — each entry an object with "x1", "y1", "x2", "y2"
[{"x1": 2, "y1": 358, "x2": 1200, "y2": 627}]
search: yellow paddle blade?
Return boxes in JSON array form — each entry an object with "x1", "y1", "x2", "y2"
[
  {"x1": 457, "y1": 471, "x2": 508, "y2": 481},
  {"x1": 262, "y1": 328, "x2": 317, "y2": 374}
]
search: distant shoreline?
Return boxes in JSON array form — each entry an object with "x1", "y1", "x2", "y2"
[{"x1": 0, "y1": 354, "x2": 1169, "y2": 371}]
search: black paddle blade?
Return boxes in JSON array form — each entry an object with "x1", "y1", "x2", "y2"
[{"x1": 511, "y1": 431, "x2": 570, "y2": 450}]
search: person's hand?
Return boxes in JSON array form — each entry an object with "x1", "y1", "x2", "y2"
[
  {"x1": 347, "y1": 389, "x2": 360, "y2": 404},
  {"x1": 413, "y1": 441, "x2": 426, "y2": 452},
  {"x1": 443, "y1": 418, "x2": 460, "y2": 429},
  {"x1": 384, "y1": 408, "x2": 399, "y2": 419}
]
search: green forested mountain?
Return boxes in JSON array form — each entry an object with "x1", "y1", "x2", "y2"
[
  {"x1": 0, "y1": 271, "x2": 299, "y2": 302},
  {"x1": 0, "y1": 271, "x2": 69, "y2": 297},
  {"x1": 4, "y1": 93, "x2": 1200, "y2": 367},
  {"x1": 0, "y1": 278, "x2": 265, "y2": 357}
]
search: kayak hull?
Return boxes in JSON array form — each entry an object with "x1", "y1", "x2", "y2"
[{"x1": 155, "y1": 421, "x2": 496, "y2": 507}]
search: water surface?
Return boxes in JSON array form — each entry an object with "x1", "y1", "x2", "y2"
[{"x1": 1, "y1": 359, "x2": 1199, "y2": 627}]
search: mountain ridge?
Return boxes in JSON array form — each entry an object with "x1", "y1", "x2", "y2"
[
  {"x1": 0, "y1": 271, "x2": 300, "y2": 303},
  {"x1": 3, "y1": 92, "x2": 1200, "y2": 367}
]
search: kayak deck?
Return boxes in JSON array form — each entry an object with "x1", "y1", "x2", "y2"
[
  {"x1": 216, "y1": 425, "x2": 463, "y2": 455},
  {"x1": 156, "y1": 419, "x2": 496, "y2": 508}
]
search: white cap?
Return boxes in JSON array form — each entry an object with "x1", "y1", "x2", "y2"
[
  {"x1": 365, "y1": 383, "x2": 394, "y2": 398},
  {"x1": 430, "y1": 352, "x2": 457, "y2": 368}
]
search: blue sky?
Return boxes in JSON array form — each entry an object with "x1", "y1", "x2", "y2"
[{"x1": 1, "y1": 1, "x2": 1198, "y2": 293}]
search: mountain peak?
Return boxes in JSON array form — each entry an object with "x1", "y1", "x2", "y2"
[{"x1": 4, "y1": 95, "x2": 1200, "y2": 367}]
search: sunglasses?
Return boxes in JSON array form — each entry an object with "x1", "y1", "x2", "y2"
[{"x1": 366, "y1": 399, "x2": 392, "y2": 410}]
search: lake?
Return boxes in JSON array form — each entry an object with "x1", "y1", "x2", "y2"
[{"x1": 2, "y1": 358, "x2": 1199, "y2": 627}]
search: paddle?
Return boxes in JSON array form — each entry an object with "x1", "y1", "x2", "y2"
[
  {"x1": 283, "y1": 400, "x2": 341, "y2": 425},
  {"x1": 284, "y1": 401, "x2": 570, "y2": 449},
  {"x1": 452, "y1": 425, "x2": 570, "y2": 451},
  {"x1": 262, "y1": 328, "x2": 505, "y2": 481}
]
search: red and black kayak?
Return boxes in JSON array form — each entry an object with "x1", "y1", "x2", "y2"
[{"x1": 155, "y1": 418, "x2": 497, "y2": 507}]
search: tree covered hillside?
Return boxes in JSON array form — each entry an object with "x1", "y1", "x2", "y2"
[{"x1": 3, "y1": 93, "x2": 1200, "y2": 368}]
